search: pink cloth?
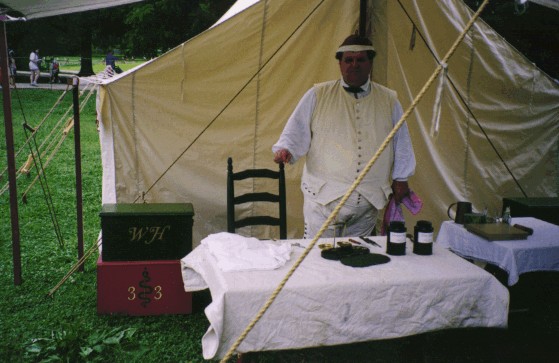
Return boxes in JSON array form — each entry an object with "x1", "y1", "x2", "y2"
[{"x1": 380, "y1": 191, "x2": 423, "y2": 235}]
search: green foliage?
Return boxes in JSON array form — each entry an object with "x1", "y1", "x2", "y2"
[
  {"x1": 24, "y1": 327, "x2": 140, "y2": 362},
  {"x1": 6, "y1": 0, "x2": 234, "y2": 71},
  {"x1": 463, "y1": 0, "x2": 559, "y2": 79},
  {"x1": 119, "y1": 0, "x2": 228, "y2": 57}
]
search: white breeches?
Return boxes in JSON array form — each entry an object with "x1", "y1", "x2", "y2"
[{"x1": 303, "y1": 191, "x2": 378, "y2": 239}]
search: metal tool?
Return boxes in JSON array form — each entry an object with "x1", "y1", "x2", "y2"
[
  {"x1": 359, "y1": 236, "x2": 381, "y2": 248},
  {"x1": 348, "y1": 238, "x2": 363, "y2": 245}
]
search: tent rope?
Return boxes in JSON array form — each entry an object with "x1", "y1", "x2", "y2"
[
  {"x1": 48, "y1": 235, "x2": 102, "y2": 297},
  {"x1": 1, "y1": 83, "x2": 95, "y2": 198},
  {"x1": 21, "y1": 130, "x2": 69, "y2": 203},
  {"x1": 20, "y1": 84, "x2": 96, "y2": 202},
  {"x1": 396, "y1": 0, "x2": 527, "y2": 197},
  {"x1": 220, "y1": 1, "x2": 490, "y2": 361},
  {"x1": 133, "y1": 0, "x2": 327, "y2": 203},
  {"x1": 22, "y1": 122, "x2": 65, "y2": 248},
  {"x1": 34, "y1": 84, "x2": 92, "y2": 156},
  {"x1": 0, "y1": 84, "x2": 70, "y2": 189}
]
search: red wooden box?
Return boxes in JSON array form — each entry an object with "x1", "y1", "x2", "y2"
[{"x1": 97, "y1": 257, "x2": 192, "y2": 315}]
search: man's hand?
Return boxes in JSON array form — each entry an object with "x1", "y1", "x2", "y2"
[
  {"x1": 274, "y1": 149, "x2": 292, "y2": 164},
  {"x1": 391, "y1": 180, "x2": 410, "y2": 204}
]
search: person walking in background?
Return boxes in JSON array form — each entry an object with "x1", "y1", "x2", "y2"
[
  {"x1": 50, "y1": 58, "x2": 60, "y2": 83},
  {"x1": 273, "y1": 34, "x2": 416, "y2": 239},
  {"x1": 8, "y1": 49, "x2": 16, "y2": 86},
  {"x1": 29, "y1": 48, "x2": 40, "y2": 86},
  {"x1": 105, "y1": 50, "x2": 117, "y2": 70}
]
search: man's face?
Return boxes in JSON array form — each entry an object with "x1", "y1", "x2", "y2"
[{"x1": 339, "y1": 51, "x2": 372, "y2": 87}]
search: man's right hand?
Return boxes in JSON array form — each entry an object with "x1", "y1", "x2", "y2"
[{"x1": 274, "y1": 149, "x2": 292, "y2": 164}]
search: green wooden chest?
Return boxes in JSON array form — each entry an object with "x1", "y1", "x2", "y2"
[{"x1": 100, "y1": 203, "x2": 194, "y2": 261}]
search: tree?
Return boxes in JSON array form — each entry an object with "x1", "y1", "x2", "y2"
[
  {"x1": 464, "y1": 0, "x2": 559, "y2": 80},
  {"x1": 77, "y1": 13, "x2": 95, "y2": 76},
  {"x1": 6, "y1": 0, "x2": 234, "y2": 75},
  {"x1": 114, "y1": 0, "x2": 233, "y2": 58}
]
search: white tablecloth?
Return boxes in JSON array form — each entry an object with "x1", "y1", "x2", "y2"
[
  {"x1": 436, "y1": 217, "x2": 559, "y2": 286},
  {"x1": 181, "y1": 236, "x2": 509, "y2": 360}
]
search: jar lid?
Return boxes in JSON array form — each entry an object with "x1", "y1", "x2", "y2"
[{"x1": 416, "y1": 220, "x2": 432, "y2": 227}]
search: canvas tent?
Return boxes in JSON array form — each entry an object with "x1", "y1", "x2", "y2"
[
  {"x1": 95, "y1": 0, "x2": 559, "y2": 246},
  {"x1": 0, "y1": 0, "x2": 144, "y2": 20}
]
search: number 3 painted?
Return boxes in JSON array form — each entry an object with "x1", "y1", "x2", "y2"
[
  {"x1": 128, "y1": 286, "x2": 136, "y2": 300},
  {"x1": 154, "y1": 285, "x2": 162, "y2": 300},
  {"x1": 128, "y1": 285, "x2": 162, "y2": 300}
]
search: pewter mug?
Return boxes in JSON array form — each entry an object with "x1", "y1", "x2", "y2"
[{"x1": 447, "y1": 201, "x2": 472, "y2": 224}]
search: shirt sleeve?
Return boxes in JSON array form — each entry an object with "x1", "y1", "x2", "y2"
[
  {"x1": 272, "y1": 88, "x2": 316, "y2": 163},
  {"x1": 391, "y1": 100, "x2": 416, "y2": 181}
]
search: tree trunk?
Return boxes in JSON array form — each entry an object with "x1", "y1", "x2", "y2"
[{"x1": 78, "y1": 20, "x2": 94, "y2": 76}]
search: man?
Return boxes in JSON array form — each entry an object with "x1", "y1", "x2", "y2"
[
  {"x1": 29, "y1": 49, "x2": 40, "y2": 86},
  {"x1": 272, "y1": 34, "x2": 416, "y2": 238},
  {"x1": 8, "y1": 49, "x2": 17, "y2": 86},
  {"x1": 105, "y1": 50, "x2": 117, "y2": 71},
  {"x1": 50, "y1": 58, "x2": 60, "y2": 83}
]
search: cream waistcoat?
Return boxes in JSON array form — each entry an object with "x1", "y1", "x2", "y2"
[{"x1": 301, "y1": 80, "x2": 396, "y2": 208}]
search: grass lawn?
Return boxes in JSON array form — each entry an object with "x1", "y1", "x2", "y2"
[
  {"x1": 17, "y1": 55, "x2": 147, "y2": 77},
  {"x1": 56, "y1": 56, "x2": 148, "y2": 74}
]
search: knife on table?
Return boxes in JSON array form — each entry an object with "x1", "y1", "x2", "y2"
[{"x1": 359, "y1": 236, "x2": 381, "y2": 248}]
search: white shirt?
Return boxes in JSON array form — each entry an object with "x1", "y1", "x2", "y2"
[
  {"x1": 273, "y1": 78, "x2": 416, "y2": 181},
  {"x1": 29, "y1": 51, "x2": 39, "y2": 71}
]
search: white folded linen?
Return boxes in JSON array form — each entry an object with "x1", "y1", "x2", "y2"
[{"x1": 201, "y1": 232, "x2": 292, "y2": 272}]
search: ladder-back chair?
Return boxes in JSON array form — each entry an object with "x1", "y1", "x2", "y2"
[{"x1": 227, "y1": 157, "x2": 287, "y2": 239}]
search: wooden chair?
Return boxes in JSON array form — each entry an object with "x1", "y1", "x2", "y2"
[{"x1": 227, "y1": 157, "x2": 287, "y2": 239}]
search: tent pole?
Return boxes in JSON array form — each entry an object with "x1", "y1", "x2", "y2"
[
  {"x1": 0, "y1": 21, "x2": 22, "y2": 285},
  {"x1": 359, "y1": 0, "x2": 367, "y2": 36},
  {"x1": 72, "y1": 77, "x2": 84, "y2": 271}
]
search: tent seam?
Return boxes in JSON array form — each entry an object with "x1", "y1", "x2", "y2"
[
  {"x1": 253, "y1": 0, "x2": 268, "y2": 170},
  {"x1": 248, "y1": 0, "x2": 270, "y2": 237},
  {"x1": 464, "y1": 31, "x2": 474, "y2": 200},
  {"x1": 131, "y1": 72, "x2": 140, "y2": 200}
]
